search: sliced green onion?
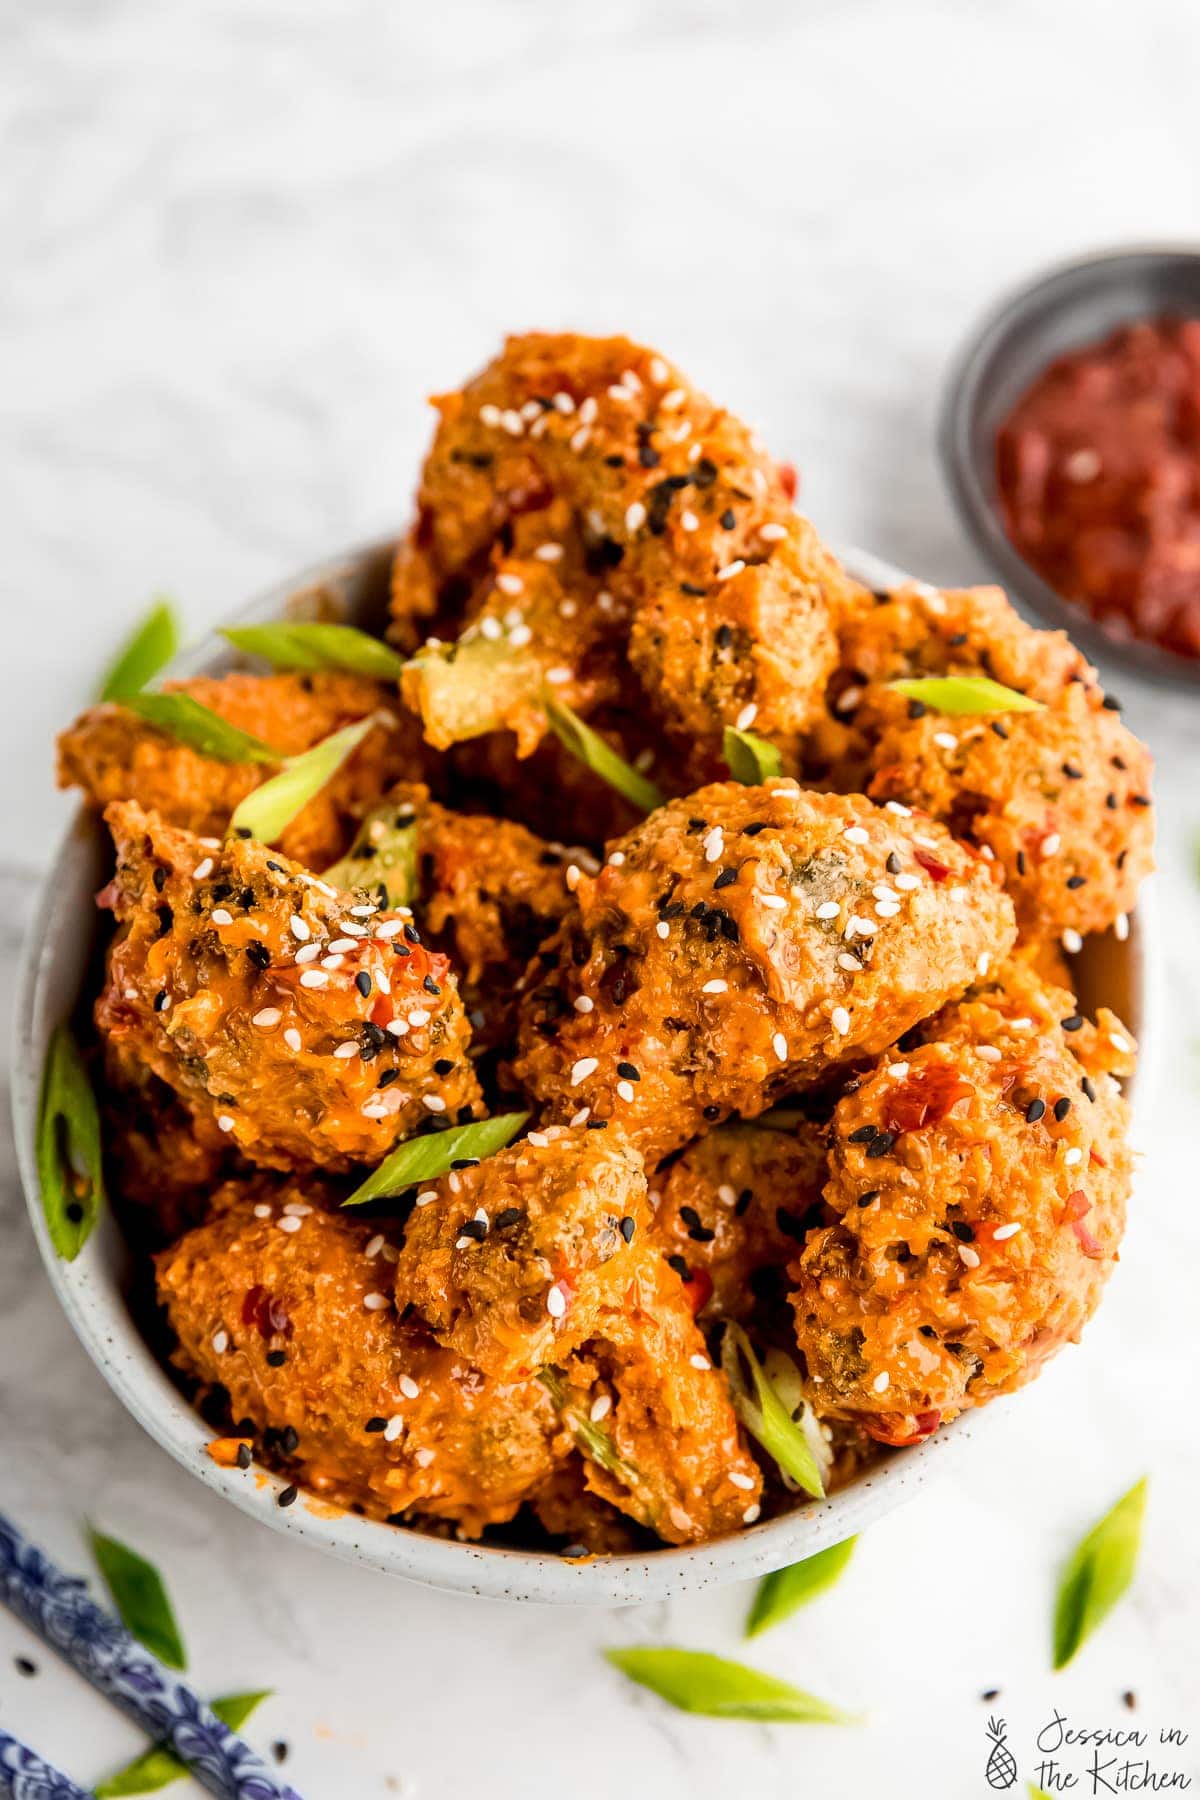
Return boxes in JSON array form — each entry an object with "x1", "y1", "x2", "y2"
[
  {"x1": 99, "y1": 600, "x2": 180, "y2": 701},
  {"x1": 1052, "y1": 1477, "x2": 1148, "y2": 1669},
  {"x1": 324, "y1": 798, "x2": 421, "y2": 908},
  {"x1": 227, "y1": 715, "x2": 375, "y2": 844},
  {"x1": 720, "y1": 1322, "x2": 826, "y2": 1499},
  {"x1": 887, "y1": 675, "x2": 1045, "y2": 716},
  {"x1": 723, "y1": 725, "x2": 783, "y2": 784},
  {"x1": 88, "y1": 1528, "x2": 187, "y2": 1670},
  {"x1": 538, "y1": 1368, "x2": 656, "y2": 1528},
  {"x1": 221, "y1": 622, "x2": 407, "y2": 680},
  {"x1": 36, "y1": 1024, "x2": 106, "y2": 1261},
  {"x1": 94, "y1": 1691, "x2": 272, "y2": 1796},
  {"x1": 544, "y1": 697, "x2": 664, "y2": 814},
  {"x1": 605, "y1": 1647, "x2": 860, "y2": 1724},
  {"x1": 122, "y1": 693, "x2": 279, "y2": 764},
  {"x1": 342, "y1": 1112, "x2": 529, "y2": 1208},
  {"x1": 745, "y1": 1536, "x2": 857, "y2": 1637}
]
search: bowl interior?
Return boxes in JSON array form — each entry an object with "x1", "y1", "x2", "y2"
[
  {"x1": 12, "y1": 542, "x2": 1149, "y2": 1603},
  {"x1": 940, "y1": 246, "x2": 1200, "y2": 689}
]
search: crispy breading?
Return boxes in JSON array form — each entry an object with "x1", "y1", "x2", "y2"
[
  {"x1": 514, "y1": 780, "x2": 1016, "y2": 1161},
  {"x1": 395, "y1": 333, "x2": 848, "y2": 773},
  {"x1": 156, "y1": 1186, "x2": 563, "y2": 1532},
  {"x1": 96, "y1": 802, "x2": 480, "y2": 1172},
  {"x1": 790, "y1": 963, "x2": 1133, "y2": 1444},
  {"x1": 58, "y1": 671, "x2": 424, "y2": 868}
]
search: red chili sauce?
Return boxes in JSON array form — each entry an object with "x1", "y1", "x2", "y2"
[{"x1": 995, "y1": 315, "x2": 1200, "y2": 658}]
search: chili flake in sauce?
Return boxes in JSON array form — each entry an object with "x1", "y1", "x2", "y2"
[{"x1": 996, "y1": 314, "x2": 1200, "y2": 658}]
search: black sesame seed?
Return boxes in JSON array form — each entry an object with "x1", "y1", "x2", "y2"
[
  {"x1": 450, "y1": 1157, "x2": 479, "y2": 1170},
  {"x1": 457, "y1": 1219, "x2": 487, "y2": 1242},
  {"x1": 266, "y1": 860, "x2": 284, "y2": 873},
  {"x1": 991, "y1": 721, "x2": 1010, "y2": 740},
  {"x1": 886, "y1": 852, "x2": 901, "y2": 875},
  {"x1": 361, "y1": 1021, "x2": 386, "y2": 1048},
  {"x1": 919, "y1": 1325, "x2": 937, "y2": 1338},
  {"x1": 153, "y1": 866, "x2": 167, "y2": 891},
  {"x1": 679, "y1": 1205, "x2": 704, "y2": 1230},
  {"x1": 433, "y1": 1057, "x2": 454, "y2": 1075},
  {"x1": 692, "y1": 457, "x2": 718, "y2": 487},
  {"x1": 720, "y1": 508, "x2": 736, "y2": 529},
  {"x1": 1025, "y1": 1097, "x2": 1046, "y2": 1123},
  {"x1": 494, "y1": 1207, "x2": 523, "y2": 1230},
  {"x1": 951, "y1": 1221, "x2": 975, "y2": 1242},
  {"x1": 266, "y1": 1350, "x2": 287, "y2": 1368},
  {"x1": 404, "y1": 923, "x2": 421, "y2": 944},
  {"x1": 638, "y1": 444, "x2": 660, "y2": 468},
  {"x1": 907, "y1": 698, "x2": 927, "y2": 719},
  {"x1": 1066, "y1": 874, "x2": 1087, "y2": 889},
  {"x1": 715, "y1": 623, "x2": 734, "y2": 651},
  {"x1": 377, "y1": 1068, "x2": 399, "y2": 1089},
  {"x1": 702, "y1": 1104, "x2": 722, "y2": 1120},
  {"x1": 1016, "y1": 850, "x2": 1027, "y2": 875},
  {"x1": 1102, "y1": 694, "x2": 1122, "y2": 711},
  {"x1": 355, "y1": 970, "x2": 372, "y2": 998},
  {"x1": 153, "y1": 990, "x2": 169, "y2": 1012},
  {"x1": 1131, "y1": 793, "x2": 1151, "y2": 807},
  {"x1": 687, "y1": 817, "x2": 708, "y2": 833},
  {"x1": 858, "y1": 1189, "x2": 881, "y2": 1207},
  {"x1": 1052, "y1": 1097, "x2": 1070, "y2": 1121},
  {"x1": 604, "y1": 452, "x2": 624, "y2": 468},
  {"x1": 742, "y1": 822, "x2": 768, "y2": 836},
  {"x1": 865, "y1": 1132, "x2": 896, "y2": 1158},
  {"x1": 365, "y1": 1417, "x2": 387, "y2": 1433},
  {"x1": 1062, "y1": 762, "x2": 1083, "y2": 780},
  {"x1": 245, "y1": 939, "x2": 271, "y2": 970},
  {"x1": 619, "y1": 1215, "x2": 636, "y2": 1242},
  {"x1": 681, "y1": 581, "x2": 708, "y2": 597},
  {"x1": 1106, "y1": 792, "x2": 1118, "y2": 810},
  {"x1": 280, "y1": 1425, "x2": 300, "y2": 1454},
  {"x1": 277, "y1": 1485, "x2": 298, "y2": 1508},
  {"x1": 616, "y1": 1062, "x2": 640, "y2": 1081},
  {"x1": 713, "y1": 867, "x2": 737, "y2": 890},
  {"x1": 423, "y1": 975, "x2": 441, "y2": 995},
  {"x1": 586, "y1": 1118, "x2": 609, "y2": 1130},
  {"x1": 666, "y1": 1253, "x2": 690, "y2": 1278},
  {"x1": 1061, "y1": 1014, "x2": 1083, "y2": 1032},
  {"x1": 236, "y1": 1443, "x2": 252, "y2": 1469},
  {"x1": 238, "y1": 886, "x2": 255, "y2": 909},
  {"x1": 1081, "y1": 1076, "x2": 1096, "y2": 1103},
  {"x1": 848, "y1": 1125, "x2": 878, "y2": 1144}
]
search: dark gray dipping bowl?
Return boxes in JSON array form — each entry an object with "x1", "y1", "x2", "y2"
[{"x1": 939, "y1": 245, "x2": 1200, "y2": 692}]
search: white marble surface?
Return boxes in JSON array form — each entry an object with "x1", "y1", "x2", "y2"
[{"x1": 4, "y1": 2, "x2": 1200, "y2": 1794}]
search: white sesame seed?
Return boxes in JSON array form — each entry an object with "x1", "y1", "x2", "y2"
[
  {"x1": 894, "y1": 872, "x2": 919, "y2": 891},
  {"x1": 363, "y1": 1293, "x2": 390, "y2": 1311},
  {"x1": 299, "y1": 970, "x2": 328, "y2": 989},
  {"x1": 1109, "y1": 1031, "x2": 1131, "y2": 1053},
  {"x1": 571, "y1": 1058, "x2": 599, "y2": 1086},
  {"x1": 545, "y1": 666, "x2": 572, "y2": 685},
  {"x1": 690, "y1": 1353, "x2": 711, "y2": 1371},
  {"x1": 702, "y1": 827, "x2": 724, "y2": 863},
  {"x1": 890, "y1": 1061, "x2": 910, "y2": 1080},
  {"x1": 649, "y1": 357, "x2": 669, "y2": 384},
  {"x1": 668, "y1": 1504, "x2": 694, "y2": 1532},
  {"x1": 479, "y1": 403, "x2": 501, "y2": 427},
  {"x1": 415, "y1": 1190, "x2": 438, "y2": 1208},
  {"x1": 934, "y1": 731, "x2": 958, "y2": 751},
  {"x1": 729, "y1": 1469, "x2": 756, "y2": 1492},
  {"x1": 252, "y1": 1007, "x2": 281, "y2": 1029},
  {"x1": 1064, "y1": 1147, "x2": 1083, "y2": 1167},
  {"x1": 625, "y1": 501, "x2": 646, "y2": 532},
  {"x1": 495, "y1": 572, "x2": 523, "y2": 597},
  {"x1": 217, "y1": 1114, "x2": 235, "y2": 1133},
  {"x1": 569, "y1": 1107, "x2": 590, "y2": 1127},
  {"x1": 876, "y1": 901, "x2": 901, "y2": 918},
  {"x1": 835, "y1": 685, "x2": 863, "y2": 715},
  {"x1": 831, "y1": 1006, "x2": 851, "y2": 1035},
  {"x1": 1062, "y1": 929, "x2": 1084, "y2": 955},
  {"x1": 959, "y1": 1244, "x2": 981, "y2": 1268},
  {"x1": 573, "y1": 995, "x2": 594, "y2": 1014},
  {"x1": 742, "y1": 1504, "x2": 761, "y2": 1524},
  {"x1": 500, "y1": 409, "x2": 523, "y2": 436},
  {"x1": 375, "y1": 919, "x2": 406, "y2": 938},
  {"x1": 885, "y1": 800, "x2": 913, "y2": 817},
  {"x1": 614, "y1": 1080, "x2": 633, "y2": 1104},
  {"x1": 815, "y1": 900, "x2": 841, "y2": 920},
  {"x1": 1041, "y1": 833, "x2": 1062, "y2": 858},
  {"x1": 399, "y1": 1374, "x2": 420, "y2": 1400},
  {"x1": 702, "y1": 979, "x2": 728, "y2": 994},
  {"x1": 277, "y1": 1215, "x2": 302, "y2": 1234},
  {"x1": 680, "y1": 509, "x2": 699, "y2": 531},
  {"x1": 253, "y1": 1203, "x2": 272, "y2": 1219},
  {"x1": 414, "y1": 1447, "x2": 435, "y2": 1468},
  {"x1": 192, "y1": 858, "x2": 214, "y2": 880},
  {"x1": 717, "y1": 560, "x2": 745, "y2": 582},
  {"x1": 656, "y1": 920, "x2": 670, "y2": 939},
  {"x1": 211, "y1": 1330, "x2": 229, "y2": 1354},
  {"x1": 977, "y1": 1044, "x2": 1002, "y2": 1062},
  {"x1": 328, "y1": 938, "x2": 357, "y2": 954},
  {"x1": 760, "y1": 893, "x2": 787, "y2": 910},
  {"x1": 527, "y1": 1131, "x2": 550, "y2": 1148},
  {"x1": 334, "y1": 1042, "x2": 358, "y2": 1060},
  {"x1": 589, "y1": 1394, "x2": 612, "y2": 1422},
  {"x1": 843, "y1": 825, "x2": 869, "y2": 846},
  {"x1": 569, "y1": 426, "x2": 590, "y2": 453},
  {"x1": 384, "y1": 1415, "x2": 405, "y2": 1442},
  {"x1": 211, "y1": 908, "x2": 233, "y2": 926},
  {"x1": 553, "y1": 391, "x2": 574, "y2": 415},
  {"x1": 321, "y1": 955, "x2": 344, "y2": 971},
  {"x1": 423, "y1": 1095, "x2": 447, "y2": 1113},
  {"x1": 408, "y1": 1009, "x2": 430, "y2": 1027},
  {"x1": 385, "y1": 1019, "x2": 409, "y2": 1037},
  {"x1": 735, "y1": 702, "x2": 758, "y2": 731},
  {"x1": 662, "y1": 387, "x2": 686, "y2": 410},
  {"x1": 872, "y1": 1371, "x2": 891, "y2": 1393},
  {"x1": 993, "y1": 1222, "x2": 1021, "y2": 1240},
  {"x1": 717, "y1": 1184, "x2": 737, "y2": 1207},
  {"x1": 478, "y1": 615, "x2": 503, "y2": 642},
  {"x1": 837, "y1": 952, "x2": 861, "y2": 973},
  {"x1": 609, "y1": 383, "x2": 633, "y2": 402},
  {"x1": 546, "y1": 1285, "x2": 567, "y2": 1319},
  {"x1": 607, "y1": 851, "x2": 626, "y2": 867},
  {"x1": 759, "y1": 522, "x2": 788, "y2": 542},
  {"x1": 977, "y1": 952, "x2": 991, "y2": 976},
  {"x1": 1115, "y1": 912, "x2": 1130, "y2": 941},
  {"x1": 365, "y1": 1234, "x2": 385, "y2": 1259},
  {"x1": 283, "y1": 1202, "x2": 311, "y2": 1217},
  {"x1": 507, "y1": 622, "x2": 532, "y2": 649},
  {"x1": 772, "y1": 1032, "x2": 788, "y2": 1062},
  {"x1": 579, "y1": 399, "x2": 598, "y2": 425}
]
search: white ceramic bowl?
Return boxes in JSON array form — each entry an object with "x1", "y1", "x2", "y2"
[{"x1": 12, "y1": 542, "x2": 1153, "y2": 1603}]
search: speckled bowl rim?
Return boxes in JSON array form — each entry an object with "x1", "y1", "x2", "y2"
[{"x1": 11, "y1": 540, "x2": 1158, "y2": 1604}]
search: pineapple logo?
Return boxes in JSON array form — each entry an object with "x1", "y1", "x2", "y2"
[{"x1": 985, "y1": 1715, "x2": 1017, "y2": 1790}]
